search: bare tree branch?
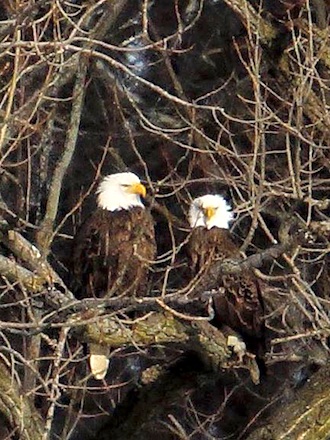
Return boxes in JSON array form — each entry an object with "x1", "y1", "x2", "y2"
[{"x1": 36, "y1": 58, "x2": 89, "y2": 255}]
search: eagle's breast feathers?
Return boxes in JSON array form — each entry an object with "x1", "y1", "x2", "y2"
[{"x1": 74, "y1": 207, "x2": 155, "y2": 299}]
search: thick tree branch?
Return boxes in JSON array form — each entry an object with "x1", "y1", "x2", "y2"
[
  {"x1": 0, "y1": 360, "x2": 44, "y2": 440},
  {"x1": 0, "y1": 254, "x2": 43, "y2": 291},
  {"x1": 81, "y1": 312, "x2": 259, "y2": 381},
  {"x1": 246, "y1": 363, "x2": 330, "y2": 440},
  {"x1": 0, "y1": 219, "x2": 63, "y2": 286}
]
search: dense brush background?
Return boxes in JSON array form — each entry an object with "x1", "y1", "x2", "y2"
[{"x1": 0, "y1": 1, "x2": 330, "y2": 439}]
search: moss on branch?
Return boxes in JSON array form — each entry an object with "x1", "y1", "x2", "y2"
[
  {"x1": 83, "y1": 313, "x2": 191, "y2": 348},
  {"x1": 81, "y1": 312, "x2": 259, "y2": 382}
]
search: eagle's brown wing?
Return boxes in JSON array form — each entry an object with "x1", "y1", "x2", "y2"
[
  {"x1": 213, "y1": 272, "x2": 264, "y2": 337},
  {"x1": 73, "y1": 207, "x2": 156, "y2": 299},
  {"x1": 187, "y1": 227, "x2": 263, "y2": 338}
]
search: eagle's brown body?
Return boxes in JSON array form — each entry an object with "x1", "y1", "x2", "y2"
[
  {"x1": 188, "y1": 227, "x2": 263, "y2": 338},
  {"x1": 73, "y1": 207, "x2": 156, "y2": 299}
]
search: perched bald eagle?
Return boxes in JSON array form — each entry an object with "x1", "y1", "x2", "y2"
[
  {"x1": 187, "y1": 195, "x2": 263, "y2": 339},
  {"x1": 73, "y1": 172, "x2": 156, "y2": 379}
]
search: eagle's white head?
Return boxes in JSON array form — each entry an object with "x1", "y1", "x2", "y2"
[
  {"x1": 97, "y1": 172, "x2": 146, "y2": 211},
  {"x1": 189, "y1": 194, "x2": 234, "y2": 230}
]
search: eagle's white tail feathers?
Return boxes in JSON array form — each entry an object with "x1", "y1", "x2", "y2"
[{"x1": 89, "y1": 344, "x2": 110, "y2": 380}]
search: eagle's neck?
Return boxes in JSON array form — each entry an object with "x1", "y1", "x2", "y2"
[
  {"x1": 189, "y1": 205, "x2": 231, "y2": 229},
  {"x1": 97, "y1": 191, "x2": 144, "y2": 212},
  {"x1": 206, "y1": 219, "x2": 229, "y2": 230},
  {"x1": 193, "y1": 218, "x2": 230, "y2": 230}
]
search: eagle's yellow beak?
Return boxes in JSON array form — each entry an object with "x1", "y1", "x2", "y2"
[
  {"x1": 204, "y1": 206, "x2": 216, "y2": 220},
  {"x1": 127, "y1": 182, "x2": 146, "y2": 198}
]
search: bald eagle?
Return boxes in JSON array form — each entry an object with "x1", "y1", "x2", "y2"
[
  {"x1": 73, "y1": 172, "x2": 156, "y2": 379},
  {"x1": 187, "y1": 195, "x2": 263, "y2": 339}
]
